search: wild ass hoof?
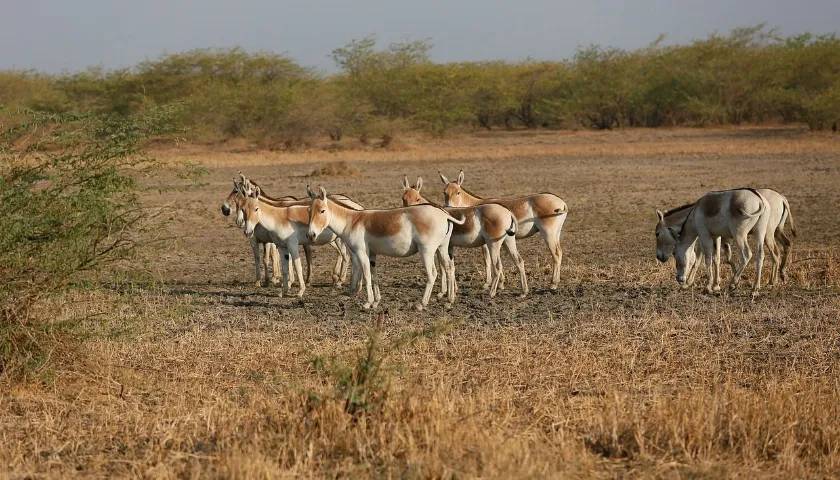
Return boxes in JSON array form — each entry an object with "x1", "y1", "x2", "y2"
[
  {"x1": 362, "y1": 302, "x2": 373, "y2": 310},
  {"x1": 255, "y1": 280, "x2": 264, "y2": 288},
  {"x1": 414, "y1": 302, "x2": 426, "y2": 312}
]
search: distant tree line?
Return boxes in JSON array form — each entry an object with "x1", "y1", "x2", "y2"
[{"x1": 1, "y1": 25, "x2": 838, "y2": 148}]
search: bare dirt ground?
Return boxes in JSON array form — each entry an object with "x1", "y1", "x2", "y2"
[{"x1": 3, "y1": 127, "x2": 840, "y2": 478}]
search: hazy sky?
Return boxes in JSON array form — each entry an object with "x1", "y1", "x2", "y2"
[{"x1": 2, "y1": 0, "x2": 838, "y2": 73}]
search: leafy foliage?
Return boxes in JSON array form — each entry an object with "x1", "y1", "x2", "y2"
[
  {"x1": 0, "y1": 106, "x2": 177, "y2": 378},
  {"x1": 1, "y1": 26, "x2": 839, "y2": 145}
]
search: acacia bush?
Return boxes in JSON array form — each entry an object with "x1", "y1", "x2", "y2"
[
  {"x1": 1, "y1": 26, "x2": 839, "y2": 144},
  {"x1": 0, "y1": 107, "x2": 177, "y2": 379}
]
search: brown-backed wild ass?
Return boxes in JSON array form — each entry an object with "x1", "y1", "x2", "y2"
[
  {"x1": 671, "y1": 188, "x2": 773, "y2": 295},
  {"x1": 439, "y1": 170, "x2": 568, "y2": 290},
  {"x1": 656, "y1": 188, "x2": 795, "y2": 287},
  {"x1": 401, "y1": 176, "x2": 528, "y2": 297},
  {"x1": 307, "y1": 187, "x2": 465, "y2": 310}
]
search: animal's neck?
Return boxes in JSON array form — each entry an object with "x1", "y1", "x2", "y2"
[
  {"x1": 461, "y1": 188, "x2": 482, "y2": 206},
  {"x1": 257, "y1": 200, "x2": 291, "y2": 233},
  {"x1": 327, "y1": 200, "x2": 354, "y2": 235}
]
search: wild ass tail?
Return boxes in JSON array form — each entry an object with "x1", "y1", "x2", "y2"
[
  {"x1": 506, "y1": 216, "x2": 517, "y2": 236},
  {"x1": 783, "y1": 197, "x2": 797, "y2": 237},
  {"x1": 445, "y1": 213, "x2": 466, "y2": 225}
]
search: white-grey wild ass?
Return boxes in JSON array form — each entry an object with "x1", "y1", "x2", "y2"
[
  {"x1": 670, "y1": 188, "x2": 773, "y2": 295},
  {"x1": 656, "y1": 188, "x2": 795, "y2": 288}
]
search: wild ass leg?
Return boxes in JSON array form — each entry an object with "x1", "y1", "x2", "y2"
[
  {"x1": 752, "y1": 229, "x2": 769, "y2": 295},
  {"x1": 268, "y1": 243, "x2": 281, "y2": 286},
  {"x1": 488, "y1": 240, "x2": 504, "y2": 298},
  {"x1": 435, "y1": 251, "x2": 448, "y2": 299},
  {"x1": 685, "y1": 246, "x2": 702, "y2": 288},
  {"x1": 481, "y1": 245, "x2": 492, "y2": 290},
  {"x1": 775, "y1": 230, "x2": 792, "y2": 282},
  {"x1": 729, "y1": 234, "x2": 753, "y2": 291},
  {"x1": 699, "y1": 236, "x2": 717, "y2": 294},
  {"x1": 278, "y1": 247, "x2": 290, "y2": 297},
  {"x1": 302, "y1": 244, "x2": 313, "y2": 286},
  {"x1": 250, "y1": 238, "x2": 264, "y2": 287},
  {"x1": 354, "y1": 251, "x2": 375, "y2": 309},
  {"x1": 540, "y1": 219, "x2": 564, "y2": 290},
  {"x1": 347, "y1": 250, "x2": 363, "y2": 295},
  {"x1": 765, "y1": 235, "x2": 781, "y2": 286},
  {"x1": 369, "y1": 253, "x2": 381, "y2": 307},
  {"x1": 328, "y1": 240, "x2": 344, "y2": 286},
  {"x1": 503, "y1": 235, "x2": 528, "y2": 297},
  {"x1": 288, "y1": 242, "x2": 306, "y2": 298}
]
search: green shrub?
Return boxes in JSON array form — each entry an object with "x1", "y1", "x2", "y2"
[{"x1": 0, "y1": 107, "x2": 177, "y2": 379}]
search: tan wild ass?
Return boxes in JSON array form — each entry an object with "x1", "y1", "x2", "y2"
[
  {"x1": 439, "y1": 170, "x2": 568, "y2": 290},
  {"x1": 401, "y1": 176, "x2": 528, "y2": 297},
  {"x1": 239, "y1": 189, "x2": 351, "y2": 297},
  {"x1": 656, "y1": 188, "x2": 795, "y2": 287},
  {"x1": 223, "y1": 174, "x2": 363, "y2": 287},
  {"x1": 672, "y1": 188, "x2": 772, "y2": 295},
  {"x1": 307, "y1": 186, "x2": 465, "y2": 310}
]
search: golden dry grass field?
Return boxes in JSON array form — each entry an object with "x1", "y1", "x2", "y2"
[{"x1": 3, "y1": 127, "x2": 840, "y2": 478}]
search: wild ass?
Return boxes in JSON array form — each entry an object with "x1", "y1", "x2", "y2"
[
  {"x1": 307, "y1": 186, "x2": 465, "y2": 310},
  {"x1": 656, "y1": 188, "x2": 795, "y2": 287},
  {"x1": 239, "y1": 189, "x2": 350, "y2": 297},
  {"x1": 221, "y1": 180, "x2": 293, "y2": 287},
  {"x1": 401, "y1": 176, "x2": 528, "y2": 297},
  {"x1": 222, "y1": 174, "x2": 363, "y2": 287},
  {"x1": 671, "y1": 188, "x2": 772, "y2": 295},
  {"x1": 439, "y1": 170, "x2": 568, "y2": 290}
]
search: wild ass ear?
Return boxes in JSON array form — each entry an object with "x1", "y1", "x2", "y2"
[
  {"x1": 318, "y1": 186, "x2": 327, "y2": 200},
  {"x1": 306, "y1": 184, "x2": 316, "y2": 199},
  {"x1": 402, "y1": 175, "x2": 410, "y2": 190},
  {"x1": 416, "y1": 177, "x2": 423, "y2": 192},
  {"x1": 656, "y1": 209, "x2": 665, "y2": 222},
  {"x1": 456, "y1": 170, "x2": 465, "y2": 185},
  {"x1": 249, "y1": 185, "x2": 261, "y2": 198},
  {"x1": 438, "y1": 171, "x2": 449, "y2": 184}
]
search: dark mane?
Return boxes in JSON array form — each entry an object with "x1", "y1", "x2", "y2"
[
  {"x1": 459, "y1": 185, "x2": 484, "y2": 199},
  {"x1": 664, "y1": 203, "x2": 694, "y2": 217}
]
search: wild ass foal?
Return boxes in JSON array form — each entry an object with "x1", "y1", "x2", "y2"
[
  {"x1": 439, "y1": 170, "x2": 568, "y2": 290},
  {"x1": 308, "y1": 187, "x2": 465, "y2": 310},
  {"x1": 656, "y1": 188, "x2": 795, "y2": 287},
  {"x1": 672, "y1": 188, "x2": 772, "y2": 295},
  {"x1": 401, "y1": 176, "x2": 528, "y2": 297}
]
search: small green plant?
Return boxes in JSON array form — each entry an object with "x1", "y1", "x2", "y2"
[{"x1": 311, "y1": 314, "x2": 452, "y2": 417}]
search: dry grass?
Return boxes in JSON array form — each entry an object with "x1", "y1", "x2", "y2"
[{"x1": 2, "y1": 127, "x2": 840, "y2": 478}]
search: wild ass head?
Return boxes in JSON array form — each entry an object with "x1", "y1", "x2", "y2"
[
  {"x1": 239, "y1": 187, "x2": 263, "y2": 238},
  {"x1": 307, "y1": 186, "x2": 331, "y2": 241},
  {"x1": 439, "y1": 170, "x2": 466, "y2": 207},
  {"x1": 401, "y1": 176, "x2": 426, "y2": 206},
  {"x1": 654, "y1": 209, "x2": 681, "y2": 263}
]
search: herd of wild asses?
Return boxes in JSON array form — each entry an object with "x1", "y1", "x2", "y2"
[{"x1": 221, "y1": 172, "x2": 795, "y2": 309}]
